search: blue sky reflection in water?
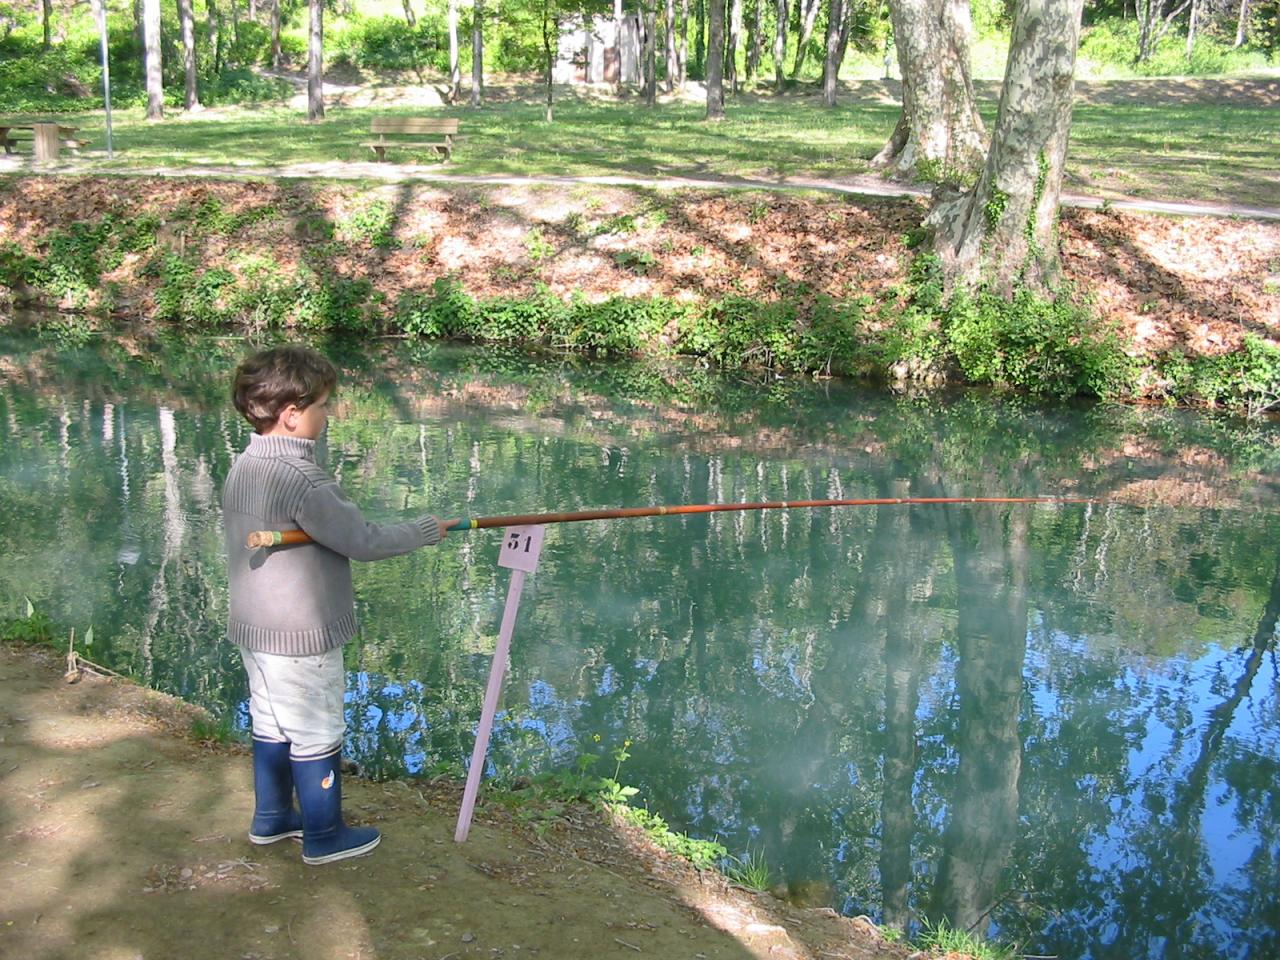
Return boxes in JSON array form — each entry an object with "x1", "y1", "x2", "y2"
[{"x1": 1, "y1": 330, "x2": 1279, "y2": 959}]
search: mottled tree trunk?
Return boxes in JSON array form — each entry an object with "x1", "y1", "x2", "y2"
[
  {"x1": 727, "y1": 0, "x2": 742, "y2": 93},
  {"x1": 706, "y1": 0, "x2": 726, "y2": 118},
  {"x1": 645, "y1": 1, "x2": 658, "y2": 104},
  {"x1": 696, "y1": 0, "x2": 706, "y2": 74},
  {"x1": 1234, "y1": 0, "x2": 1249, "y2": 46},
  {"x1": 402, "y1": 0, "x2": 416, "y2": 26},
  {"x1": 790, "y1": 0, "x2": 821, "y2": 78},
  {"x1": 679, "y1": 0, "x2": 690, "y2": 84},
  {"x1": 543, "y1": 15, "x2": 555, "y2": 122},
  {"x1": 746, "y1": 0, "x2": 762, "y2": 79},
  {"x1": 208, "y1": 0, "x2": 223, "y2": 75},
  {"x1": 307, "y1": 0, "x2": 324, "y2": 120},
  {"x1": 472, "y1": 0, "x2": 485, "y2": 106},
  {"x1": 448, "y1": 0, "x2": 461, "y2": 101},
  {"x1": 143, "y1": 0, "x2": 164, "y2": 120},
  {"x1": 873, "y1": 0, "x2": 985, "y2": 178},
  {"x1": 822, "y1": 0, "x2": 842, "y2": 105},
  {"x1": 774, "y1": 0, "x2": 788, "y2": 88},
  {"x1": 42, "y1": 0, "x2": 52, "y2": 48},
  {"x1": 666, "y1": 0, "x2": 678, "y2": 90},
  {"x1": 927, "y1": 0, "x2": 1085, "y2": 291},
  {"x1": 270, "y1": 0, "x2": 282, "y2": 67},
  {"x1": 179, "y1": 0, "x2": 200, "y2": 109},
  {"x1": 1185, "y1": 0, "x2": 1199, "y2": 56}
]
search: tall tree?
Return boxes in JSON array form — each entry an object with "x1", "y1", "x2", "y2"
[
  {"x1": 773, "y1": 0, "x2": 788, "y2": 88},
  {"x1": 307, "y1": 0, "x2": 324, "y2": 119},
  {"x1": 271, "y1": 0, "x2": 282, "y2": 68},
  {"x1": 706, "y1": 0, "x2": 726, "y2": 117},
  {"x1": 208, "y1": 0, "x2": 223, "y2": 75},
  {"x1": 644, "y1": 0, "x2": 658, "y2": 104},
  {"x1": 872, "y1": 0, "x2": 985, "y2": 179},
  {"x1": 448, "y1": 0, "x2": 461, "y2": 101},
  {"x1": 42, "y1": 0, "x2": 52, "y2": 48},
  {"x1": 1234, "y1": 0, "x2": 1250, "y2": 46},
  {"x1": 179, "y1": 0, "x2": 200, "y2": 110},
  {"x1": 666, "y1": 0, "x2": 678, "y2": 91},
  {"x1": 746, "y1": 0, "x2": 763, "y2": 78},
  {"x1": 472, "y1": 0, "x2": 485, "y2": 106},
  {"x1": 926, "y1": 0, "x2": 1085, "y2": 290},
  {"x1": 822, "y1": 0, "x2": 843, "y2": 104},
  {"x1": 727, "y1": 0, "x2": 742, "y2": 92},
  {"x1": 679, "y1": 0, "x2": 690, "y2": 84},
  {"x1": 790, "y1": 0, "x2": 821, "y2": 77},
  {"x1": 143, "y1": 0, "x2": 164, "y2": 119}
]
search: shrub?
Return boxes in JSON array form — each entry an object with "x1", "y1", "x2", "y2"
[{"x1": 944, "y1": 287, "x2": 1136, "y2": 398}]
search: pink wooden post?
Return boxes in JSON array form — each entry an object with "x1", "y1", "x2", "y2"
[{"x1": 455, "y1": 525, "x2": 545, "y2": 843}]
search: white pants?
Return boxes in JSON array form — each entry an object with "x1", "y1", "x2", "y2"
[{"x1": 239, "y1": 647, "x2": 346, "y2": 759}]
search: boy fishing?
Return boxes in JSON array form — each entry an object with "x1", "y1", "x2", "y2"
[{"x1": 223, "y1": 344, "x2": 448, "y2": 865}]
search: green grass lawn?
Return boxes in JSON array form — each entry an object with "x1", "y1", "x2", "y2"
[{"x1": 14, "y1": 85, "x2": 1280, "y2": 207}]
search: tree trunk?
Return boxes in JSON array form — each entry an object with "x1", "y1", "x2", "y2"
[
  {"x1": 645, "y1": 1, "x2": 658, "y2": 104},
  {"x1": 270, "y1": 0, "x2": 282, "y2": 67},
  {"x1": 1234, "y1": 0, "x2": 1249, "y2": 45},
  {"x1": 209, "y1": 0, "x2": 222, "y2": 74},
  {"x1": 307, "y1": 0, "x2": 324, "y2": 120},
  {"x1": 774, "y1": 0, "x2": 787, "y2": 89},
  {"x1": 143, "y1": 0, "x2": 164, "y2": 120},
  {"x1": 679, "y1": 0, "x2": 690, "y2": 84},
  {"x1": 872, "y1": 0, "x2": 985, "y2": 180},
  {"x1": 666, "y1": 0, "x2": 677, "y2": 91},
  {"x1": 696, "y1": 0, "x2": 706, "y2": 75},
  {"x1": 927, "y1": 0, "x2": 1085, "y2": 292},
  {"x1": 747, "y1": 0, "x2": 763, "y2": 78},
  {"x1": 727, "y1": 0, "x2": 742, "y2": 93},
  {"x1": 706, "y1": 0, "x2": 726, "y2": 118},
  {"x1": 179, "y1": 0, "x2": 200, "y2": 109},
  {"x1": 543, "y1": 14, "x2": 555, "y2": 122},
  {"x1": 789, "y1": 0, "x2": 820, "y2": 78},
  {"x1": 249, "y1": 0, "x2": 256, "y2": 19},
  {"x1": 1186, "y1": 0, "x2": 1199, "y2": 57},
  {"x1": 402, "y1": 0, "x2": 416, "y2": 26},
  {"x1": 472, "y1": 0, "x2": 485, "y2": 106},
  {"x1": 448, "y1": 0, "x2": 461, "y2": 101},
  {"x1": 42, "y1": 0, "x2": 52, "y2": 48},
  {"x1": 822, "y1": 0, "x2": 842, "y2": 105}
]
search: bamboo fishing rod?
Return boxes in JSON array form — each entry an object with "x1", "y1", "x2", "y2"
[{"x1": 245, "y1": 496, "x2": 1091, "y2": 548}]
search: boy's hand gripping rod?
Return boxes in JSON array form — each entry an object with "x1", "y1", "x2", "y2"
[{"x1": 245, "y1": 496, "x2": 1092, "y2": 548}]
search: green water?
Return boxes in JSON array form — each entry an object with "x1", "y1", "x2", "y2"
[{"x1": 2, "y1": 327, "x2": 1279, "y2": 959}]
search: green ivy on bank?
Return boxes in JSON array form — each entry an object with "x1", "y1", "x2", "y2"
[{"x1": 3, "y1": 211, "x2": 1279, "y2": 416}]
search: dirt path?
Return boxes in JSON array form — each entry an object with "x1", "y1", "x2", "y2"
[{"x1": 0, "y1": 643, "x2": 904, "y2": 960}]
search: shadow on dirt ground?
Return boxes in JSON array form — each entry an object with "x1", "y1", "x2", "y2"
[{"x1": 0, "y1": 644, "x2": 903, "y2": 960}]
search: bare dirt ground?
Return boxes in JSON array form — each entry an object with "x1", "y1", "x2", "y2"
[{"x1": 0, "y1": 643, "x2": 905, "y2": 960}]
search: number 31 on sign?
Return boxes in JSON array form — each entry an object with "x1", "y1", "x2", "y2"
[{"x1": 498, "y1": 524, "x2": 545, "y2": 573}]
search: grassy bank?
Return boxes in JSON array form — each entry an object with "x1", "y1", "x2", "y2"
[
  {"x1": 2, "y1": 174, "x2": 1278, "y2": 415},
  {"x1": 5, "y1": 75, "x2": 1278, "y2": 207}
]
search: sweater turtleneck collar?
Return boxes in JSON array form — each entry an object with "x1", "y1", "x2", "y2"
[{"x1": 247, "y1": 433, "x2": 317, "y2": 461}]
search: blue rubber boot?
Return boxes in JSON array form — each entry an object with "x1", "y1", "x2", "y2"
[
  {"x1": 248, "y1": 737, "x2": 304, "y2": 845},
  {"x1": 292, "y1": 748, "x2": 380, "y2": 866}
]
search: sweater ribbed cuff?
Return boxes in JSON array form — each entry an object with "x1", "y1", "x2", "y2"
[{"x1": 416, "y1": 515, "x2": 442, "y2": 545}]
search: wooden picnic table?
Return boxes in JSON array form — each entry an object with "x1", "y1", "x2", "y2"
[{"x1": 0, "y1": 122, "x2": 86, "y2": 163}]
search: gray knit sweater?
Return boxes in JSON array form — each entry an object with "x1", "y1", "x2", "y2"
[{"x1": 223, "y1": 434, "x2": 441, "y2": 655}]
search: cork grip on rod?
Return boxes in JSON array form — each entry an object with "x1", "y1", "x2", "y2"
[{"x1": 245, "y1": 529, "x2": 312, "y2": 549}]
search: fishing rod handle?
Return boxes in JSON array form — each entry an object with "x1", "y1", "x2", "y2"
[{"x1": 246, "y1": 518, "x2": 469, "y2": 549}]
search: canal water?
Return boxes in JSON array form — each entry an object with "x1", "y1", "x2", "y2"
[{"x1": 2, "y1": 327, "x2": 1278, "y2": 959}]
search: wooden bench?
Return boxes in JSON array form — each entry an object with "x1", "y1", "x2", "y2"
[{"x1": 363, "y1": 118, "x2": 459, "y2": 163}]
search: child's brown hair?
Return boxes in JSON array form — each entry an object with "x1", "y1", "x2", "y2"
[{"x1": 232, "y1": 345, "x2": 338, "y2": 433}]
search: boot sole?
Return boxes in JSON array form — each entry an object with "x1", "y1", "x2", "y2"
[
  {"x1": 302, "y1": 834, "x2": 381, "y2": 865},
  {"x1": 249, "y1": 830, "x2": 304, "y2": 844}
]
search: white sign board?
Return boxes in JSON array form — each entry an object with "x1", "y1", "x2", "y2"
[{"x1": 498, "y1": 524, "x2": 545, "y2": 573}]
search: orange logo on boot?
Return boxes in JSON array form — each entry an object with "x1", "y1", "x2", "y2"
[{"x1": 321, "y1": 769, "x2": 335, "y2": 790}]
